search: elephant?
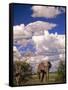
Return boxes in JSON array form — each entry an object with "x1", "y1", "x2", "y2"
[{"x1": 37, "y1": 60, "x2": 52, "y2": 82}]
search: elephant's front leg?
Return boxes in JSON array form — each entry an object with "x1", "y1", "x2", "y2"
[{"x1": 41, "y1": 71, "x2": 45, "y2": 82}]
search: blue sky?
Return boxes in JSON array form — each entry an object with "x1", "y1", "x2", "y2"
[
  {"x1": 13, "y1": 4, "x2": 66, "y2": 72},
  {"x1": 13, "y1": 4, "x2": 66, "y2": 34},
  {"x1": 13, "y1": 4, "x2": 66, "y2": 56}
]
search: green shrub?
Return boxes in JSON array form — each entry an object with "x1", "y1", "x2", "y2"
[
  {"x1": 13, "y1": 61, "x2": 32, "y2": 85},
  {"x1": 55, "y1": 60, "x2": 66, "y2": 83}
]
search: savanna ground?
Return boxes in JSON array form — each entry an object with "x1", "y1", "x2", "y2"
[
  {"x1": 13, "y1": 60, "x2": 66, "y2": 86},
  {"x1": 15, "y1": 72, "x2": 63, "y2": 86}
]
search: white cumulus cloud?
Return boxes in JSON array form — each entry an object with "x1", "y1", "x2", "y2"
[
  {"x1": 26, "y1": 21, "x2": 56, "y2": 35},
  {"x1": 13, "y1": 46, "x2": 21, "y2": 61},
  {"x1": 13, "y1": 21, "x2": 56, "y2": 39},
  {"x1": 13, "y1": 24, "x2": 32, "y2": 39},
  {"x1": 32, "y1": 6, "x2": 65, "y2": 18},
  {"x1": 32, "y1": 31, "x2": 65, "y2": 56}
]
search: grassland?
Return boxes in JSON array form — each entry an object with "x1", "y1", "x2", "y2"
[
  {"x1": 13, "y1": 61, "x2": 66, "y2": 86},
  {"x1": 18, "y1": 72, "x2": 62, "y2": 86}
]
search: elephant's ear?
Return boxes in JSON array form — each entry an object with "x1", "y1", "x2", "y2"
[{"x1": 48, "y1": 61, "x2": 52, "y2": 69}]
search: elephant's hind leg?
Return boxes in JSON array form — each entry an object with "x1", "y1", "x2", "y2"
[{"x1": 41, "y1": 70, "x2": 45, "y2": 82}]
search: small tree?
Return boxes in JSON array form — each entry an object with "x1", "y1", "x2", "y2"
[
  {"x1": 19, "y1": 61, "x2": 32, "y2": 83},
  {"x1": 13, "y1": 61, "x2": 32, "y2": 85},
  {"x1": 55, "y1": 60, "x2": 66, "y2": 83}
]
